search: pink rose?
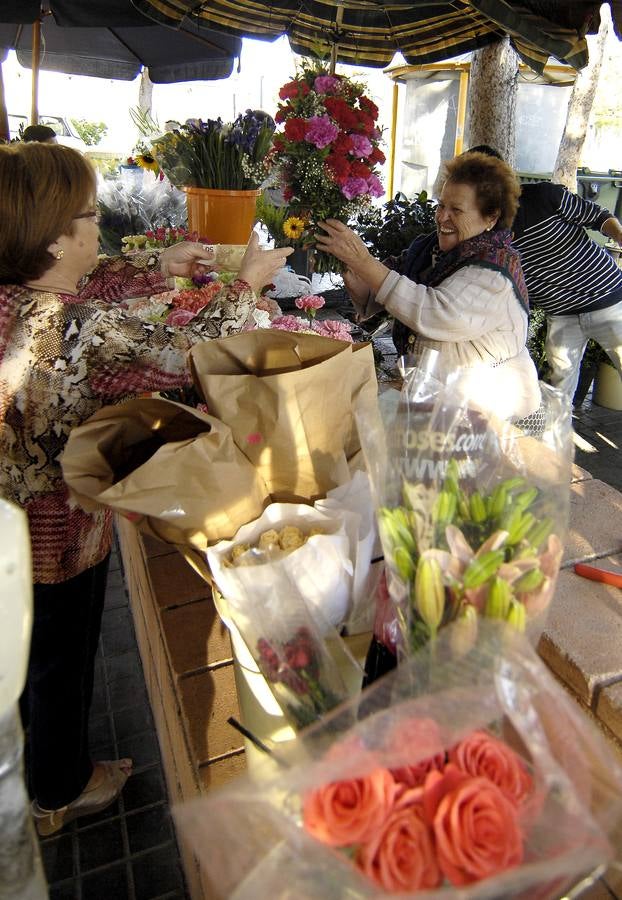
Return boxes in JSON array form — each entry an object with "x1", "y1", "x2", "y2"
[
  {"x1": 165, "y1": 307, "x2": 196, "y2": 326},
  {"x1": 388, "y1": 717, "x2": 446, "y2": 789},
  {"x1": 428, "y1": 771, "x2": 524, "y2": 886},
  {"x1": 303, "y1": 768, "x2": 397, "y2": 847},
  {"x1": 357, "y1": 788, "x2": 441, "y2": 892},
  {"x1": 449, "y1": 730, "x2": 533, "y2": 809}
]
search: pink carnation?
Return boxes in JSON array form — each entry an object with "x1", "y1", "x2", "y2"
[
  {"x1": 295, "y1": 294, "x2": 325, "y2": 312},
  {"x1": 367, "y1": 174, "x2": 385, "y2": 198},
  {"x1": 305, "y1": 115, "x2": 339, "y2": 149},
  {"x1": 341, "y1": 176, "x2": 369, "y2": 200},
  {"x1": 349, "y1": 134, "x2": 373, "y2": 158},
  {"x1": 165, "y1": 307, "x2": 197, "y2": 326},
  {"x1": 313, "y1": 319, "x2": 353, "y2": 342},
  {"x1": 271, "y1": 315, "x2": 309, "y2": 332},
  {"x1": 314, "y1": 75, "x2": 341, "y2": 95}
]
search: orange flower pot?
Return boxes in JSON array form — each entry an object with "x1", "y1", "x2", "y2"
[{"x1": 183, "y1": 187, "x2": 261, "y2": 244}]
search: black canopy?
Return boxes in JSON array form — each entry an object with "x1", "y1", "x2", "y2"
[
  {"x1": 132, "y1": 0, "x2": 621, "y2": 74},
  {"x1": 0, "y1": 0, "x2": 241, "y2": 83}
]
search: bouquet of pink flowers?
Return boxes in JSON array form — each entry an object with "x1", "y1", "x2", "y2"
[
  {"x1": 273, "y1": 60, "x2": 385, "y2": 273},
  {"x1": 271, "y1": 294, "x2": 353, "y2": 343},
  {"x1": 174, "y1": 625, "x2": 622, "y2": 899}
]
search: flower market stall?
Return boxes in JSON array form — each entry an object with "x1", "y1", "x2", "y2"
[{"x1": 55, "y1": 55, "x2": 622, "y2": 900}]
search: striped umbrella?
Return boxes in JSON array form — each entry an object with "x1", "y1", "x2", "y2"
[{"x1": 131, "y1": 0, "x2": 621, "y2": 74}]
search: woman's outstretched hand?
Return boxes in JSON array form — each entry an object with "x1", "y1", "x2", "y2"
[
  {"x1": 238, "y1": 233, "x2": 294, "y2": 293},
  {"x1": 159, "y1": 233, "x2": 294, "y2": 293}
]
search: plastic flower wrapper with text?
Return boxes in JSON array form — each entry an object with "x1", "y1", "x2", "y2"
[
  {"x1": 174, "y1": 624, "x2": 622, "y2": 899},
  {"x1": 357, "y1": 355, "x2": 573, "y2": 659}
]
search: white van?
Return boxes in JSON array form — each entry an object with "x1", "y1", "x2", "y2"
[{"x1": 9, "y1": 113, "x2": 87, "y2": 151}]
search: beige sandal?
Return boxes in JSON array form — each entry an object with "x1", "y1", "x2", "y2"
[{"x1": 32, "y1": 758, "x2": 133, "y2": 837}]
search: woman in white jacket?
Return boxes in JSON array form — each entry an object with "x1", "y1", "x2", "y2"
[{"x1": 317, "y1": 152, "x2": 540, "y2": 420}]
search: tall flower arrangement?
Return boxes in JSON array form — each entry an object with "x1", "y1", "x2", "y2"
[{"x1": 273, "y1": 61, "x2": 386, "y2": 273}]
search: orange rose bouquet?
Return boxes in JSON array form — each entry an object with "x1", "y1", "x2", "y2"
[{"x1": 174, "y1": 624, "x2": 622, "y2": 899}]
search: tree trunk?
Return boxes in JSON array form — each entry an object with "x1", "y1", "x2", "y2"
[
  {"x1": 138, "y1": 67, "x2": 153, "y2": 117},
  {"x1": 552, "y1": 15, "x2": 609, "y2": 191},
  {"x1": 466, "y1": 37, "x2": 519, "y2": 167}
]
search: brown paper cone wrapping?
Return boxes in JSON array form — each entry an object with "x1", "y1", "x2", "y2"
[
  {"x1": 189, "y1": 331, "x2": 378, "y2": 502},
  {"x1": 61, "y1": 398, "x2": 269, "y2": 552}
]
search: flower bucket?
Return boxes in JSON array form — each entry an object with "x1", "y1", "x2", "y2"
[
  {"x1": 183, "y1": 187, "x2": 261, "y2": 244},
  {"x1": 593, "y1": 360, "x2": 622, "y2": 410}
]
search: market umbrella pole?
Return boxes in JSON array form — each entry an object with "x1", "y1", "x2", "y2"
[
  {"x1": 30, "y1": 16, "x2": 40, "y2": 124},
  {"x1": 328, "y1": 2, "x2": 343, "y2": 74},
  {"x1": 0, "y1": 60, "x2": 9, "y2": 140}
]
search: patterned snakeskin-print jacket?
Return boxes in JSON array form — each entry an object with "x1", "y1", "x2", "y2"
[{"x1": 0, "y1": 253, "x2": 256, "y2": 584}]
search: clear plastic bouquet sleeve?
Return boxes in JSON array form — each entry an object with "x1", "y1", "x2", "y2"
[
  {"x1": 173, "y1": 624, "x2": 622, "y2": 900},
  {"x1": 354, "y1": 353, "x2": 574, "y2": 656},
  {"x1": 207, "y1": 498, "x2": 366, "y2": 730}
]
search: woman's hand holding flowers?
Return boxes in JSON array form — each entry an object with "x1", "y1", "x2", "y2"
[
  {"x1": 238, "y1": 232, "x2": 294, "y2": 293},
  {"x1": 159, "y1": 240, "x2": 221, "y2": 279},
  {"x1": 316, "y1": 220, "x2": 389, "y2": 293}
]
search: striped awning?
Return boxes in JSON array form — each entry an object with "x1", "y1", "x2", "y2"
[{"x1": 131, "y1": 0, "x2": 621, "y2": 74}]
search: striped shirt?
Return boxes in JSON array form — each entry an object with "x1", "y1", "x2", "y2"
[{"x1": 512, "y1": 182, "x2": 622, "y2": 315}]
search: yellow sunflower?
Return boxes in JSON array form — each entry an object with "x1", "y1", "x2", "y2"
[
  {"x1": 283, "y1": 216, "x2": 306, "y2": 240},
  {"x1": 134, "y1": 153, "x2": 160, "y2": 173}
]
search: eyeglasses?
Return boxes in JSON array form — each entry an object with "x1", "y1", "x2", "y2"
[{"x1": 73, "y1": 210, "x2": 101, "y2": 224}]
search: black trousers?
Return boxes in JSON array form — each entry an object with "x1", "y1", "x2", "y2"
[{"x1": 21, "y1": 554, "x2": 110, "y2": 809}]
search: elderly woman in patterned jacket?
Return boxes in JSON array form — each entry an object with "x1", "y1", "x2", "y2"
[
  {"x1": 0, "y1": 141, "x2": 292, "y2": 836},
  {"x1": 316, "y1": 152, "x2": 541, "y2": 421}
]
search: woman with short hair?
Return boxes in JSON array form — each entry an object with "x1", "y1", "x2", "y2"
[
  {"x1": 317, "y1": 152, "x2": 540, "y2": 420},
  {"x1": 0, "y1": 141, "x2": 291, "y2": 835}
]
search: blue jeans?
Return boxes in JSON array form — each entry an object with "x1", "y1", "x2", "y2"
[{"x1": 545, "y1": 300, "x2": 622, "y2": 401}]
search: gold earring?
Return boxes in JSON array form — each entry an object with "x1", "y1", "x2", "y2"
[{"x1": 55, "y1": 249, "x2": 64, "y2": 260}]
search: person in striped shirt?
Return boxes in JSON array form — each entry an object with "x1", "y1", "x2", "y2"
[{"x1": 469, "y1": 146, "x2": 622, "y2": 403}]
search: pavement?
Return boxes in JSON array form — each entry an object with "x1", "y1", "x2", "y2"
[{"x1": 572, "y1": 390, "x2": 622, "y2": 493}]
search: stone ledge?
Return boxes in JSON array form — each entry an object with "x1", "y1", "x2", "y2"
[{"x1": 539, "y1": 561, "x2": 622, "y2": 706}]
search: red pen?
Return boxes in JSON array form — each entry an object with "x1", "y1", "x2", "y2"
[{"x1": 574, "y1": 562, "x2": 622, "y2": 589}]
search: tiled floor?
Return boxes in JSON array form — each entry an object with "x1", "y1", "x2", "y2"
[
  {"x1": 36, "y1": 384, "x2": 621, "y2": 900},
  {"x1": 38, "y1": 548, "x2": 190, "y2": 900}
]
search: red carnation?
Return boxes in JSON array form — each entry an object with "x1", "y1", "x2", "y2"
[
  {"x1": 283, "y1": 186, "x2": 293, "y2": 201},
  {"x1": 369, "y1": 146, "x2": 386, "y2": 165},
  {"x1": 272, "y1": 137, "x2": 285, "y2": 152},
  {"x1": 333, "y1": 131, "x2": 354, "y2": 154},
  {"x1": 275, "y1": 107, "x2": 289, "y2": 124},
  {"x1": 357, "y1": 113, "x2": 376, "y2": 135},
  {"x1": 360, "y1": 96, "x2": 380, "y2": 121},
  {"x1": 326, "y1": 153, "x2": 351, "y2": 183},
  {"x1": 279, "y1": 80, "x2": 309, "y2": 100},
  {"x1": 350, "y1": 161, "x2": 372, "y2": 179},
  {"x1": 284, "y1": 117, "x2": 308, "y2": 142}
]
